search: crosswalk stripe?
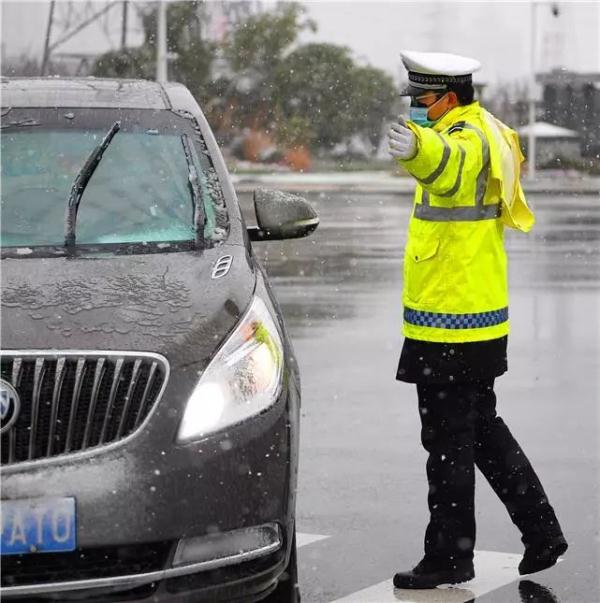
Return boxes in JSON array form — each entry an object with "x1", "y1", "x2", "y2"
[
  {"x1": 330, "y1": 550, "x2": 530, "y2": 602},
  {"x1": 296, "y1": 532, "x2": 330, "y2": 548}
]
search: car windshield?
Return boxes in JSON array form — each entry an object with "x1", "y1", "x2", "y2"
[{"x1": 0, "y1": 107, "x2": 223, "y2": 248}]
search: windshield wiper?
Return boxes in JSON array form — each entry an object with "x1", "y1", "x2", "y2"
[
  {"x1": 181, "y1": 134, "x2": 206, "y2": 250},
  {"x1": 64, "y1": 121, "x2": 121, "y2": 249}
]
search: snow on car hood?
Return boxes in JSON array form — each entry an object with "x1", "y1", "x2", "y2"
[{"x1": 0, "y1": 244, "x2": 255, "y2": 372}]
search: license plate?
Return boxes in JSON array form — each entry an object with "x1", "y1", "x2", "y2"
[{"x1": 1, "y1": 497, "x2": 77, "y2": 555}]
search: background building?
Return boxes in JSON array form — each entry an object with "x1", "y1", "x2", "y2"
[
  {"x1": 517, "y1": 121, "x2": 581, "y2": 166},
  {"x1": 538, "y1": 69, "x2": 600, "y2": 158}
]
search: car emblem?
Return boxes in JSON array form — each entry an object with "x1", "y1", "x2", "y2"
[
  {"x1": 0, "y1": 379, "x2": 21, "y2": 434},
  {"x1": 212, "y1": 255, "x2": 233, "y2": 279}
]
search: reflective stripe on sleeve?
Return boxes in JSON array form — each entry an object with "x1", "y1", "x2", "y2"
[
  {"x1": 416, "y1": 133, "x2": 451, "y2": 185},
  {"x1": 414, "y1": 121, "x2": 495, "y2": 222},
  {"x1": 404, "y1": 306, "x2": 509, "y2": 329},
  {"x1": 437, "y1": 144, "x2": 466, "y2": 197},
  {"x1": 462, "y1": 123, "x2": 490, "y2": 205}
]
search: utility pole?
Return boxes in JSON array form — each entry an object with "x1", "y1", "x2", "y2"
[
  {"x1": 121, "y1": 1, "x2": 128, "y2": 49},
  {"x1": 156, "y1": 1, "x2": 167, "y2": 83},
  {"x1": 528, "y1": 0, "x2": 537, "y2": 180},
  {"x1": 598, "y1": 1, "x2": 600, "y2": 72},
  {"x1": 45, "y1": 3, "x2": 118, "y2": 61},
  {"x1": 41, "y1": 0, "x2": 56, "y2": 75},
  {"x1": 528, "y1": 1, "x2": 561, "y2": 179}
]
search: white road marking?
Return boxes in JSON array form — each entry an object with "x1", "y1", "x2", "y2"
[
  {"x1": 297, "y1": 532, "x2": 330, "y2": 548},
  {"x1": 331, "y1": 550, "x2": 528, "y2": 602}
]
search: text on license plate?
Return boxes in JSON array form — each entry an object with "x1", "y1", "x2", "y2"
[{"x1": 1, "y1": 497, "x2": 77, "y2": 555}]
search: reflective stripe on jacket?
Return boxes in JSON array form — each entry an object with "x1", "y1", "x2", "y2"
[{"x1": 397, "y1": 101, "x2": 534, "y2": 343}]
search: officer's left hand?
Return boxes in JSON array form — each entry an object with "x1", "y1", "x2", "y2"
[{"x1": 388, "y1": 119, "x2": 417, "y2": 160}]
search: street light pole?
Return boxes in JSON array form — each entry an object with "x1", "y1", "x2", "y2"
[
  {"x1": 528, "y1": 0, "x2": 537, "y2": 180},
  {"x1": 41, "y1": 0, "x2": 56, "y2": 76},
  {"x1": 156, "y1": 1, "x2": 167, "y2": 83},
  {"x1": 121, "y1": 1, "x2": 128, "y2": 50}
]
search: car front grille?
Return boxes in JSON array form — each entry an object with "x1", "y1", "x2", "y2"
[
  {"x1": 0, "y1": 352, "x2": 169, "y2": 466},
  {"x1": 1, "y1": 541, "x2": 173, "y2": 587}
]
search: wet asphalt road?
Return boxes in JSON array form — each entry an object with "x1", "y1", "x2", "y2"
[{"x1": 242, "y1": 189, "x2": 600, "y2": 603}]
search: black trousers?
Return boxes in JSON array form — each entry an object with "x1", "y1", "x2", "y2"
[{"x1": 416, "y1": 379, "x2": 563, "y2": 562}]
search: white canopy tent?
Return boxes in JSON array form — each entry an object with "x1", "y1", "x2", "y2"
[{"x1": 517, "y1": 122, "x2": 579, "y2": 139}]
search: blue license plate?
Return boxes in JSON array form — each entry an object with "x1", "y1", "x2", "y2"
[{"x1": 1, "y1": 497, "x2": 77, "y2": 555}]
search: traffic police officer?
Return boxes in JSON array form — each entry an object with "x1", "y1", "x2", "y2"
[{"x1": 388, "y1": 51, "x2": 567, "y2": 589}]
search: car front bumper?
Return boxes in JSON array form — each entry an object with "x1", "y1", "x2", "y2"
[{"x1": 1, "y1": 379, "x2": 299, "y2": 602}]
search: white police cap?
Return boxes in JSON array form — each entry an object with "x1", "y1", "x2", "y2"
[{"x1": 400, "y1": 50, "x2": 481, "y2": 96}]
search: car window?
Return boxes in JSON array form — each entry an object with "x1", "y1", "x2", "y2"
[{"x1": 0, "y1": 108, "x2": 223, "y2": 248}]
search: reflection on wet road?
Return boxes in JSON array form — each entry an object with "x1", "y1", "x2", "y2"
[{"x1": 242, "y1": 191, "x2": 599, "y2": 603}]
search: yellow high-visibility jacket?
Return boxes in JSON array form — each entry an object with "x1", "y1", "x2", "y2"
[{"x1": 397, "y1": 101, "x2": 534, "y2": 343}]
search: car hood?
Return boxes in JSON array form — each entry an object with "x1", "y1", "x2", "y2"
[{"x1": 0, "y1": 244, "x2": 255, "y2": 372}]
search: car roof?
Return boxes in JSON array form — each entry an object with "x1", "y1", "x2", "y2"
[{"x1": 1, "y1": 77, "x2": 173, "y2": 110}]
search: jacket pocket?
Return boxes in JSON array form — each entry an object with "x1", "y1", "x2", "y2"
[{"x1": 404, "y1": 238, "x2": 442, "y2": 304}]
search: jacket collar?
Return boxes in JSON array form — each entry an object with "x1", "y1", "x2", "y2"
[{"x1": 433, "y1": 101, "x2": 481, "y2": 133}]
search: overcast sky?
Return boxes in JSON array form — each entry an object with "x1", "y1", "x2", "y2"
[{"x1": 2, "y1": 0, "x2": 599, "y2": 88}]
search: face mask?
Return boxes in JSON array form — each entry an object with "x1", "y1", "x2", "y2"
[
  {"x1": 409, "y1": 106, "x2": 435, "y2": 128},
  {"x1": 409, "y1": 93, "x2": 448, "y2": 128}
]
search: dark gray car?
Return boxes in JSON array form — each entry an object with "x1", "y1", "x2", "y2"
[{"x1": 0, "y1": 77, "x2": 318, "y2": 602}]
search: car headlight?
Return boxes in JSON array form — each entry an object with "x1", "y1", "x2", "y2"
[{"x1": 177, "y1": 296, "x2": 284, "y2": 442}]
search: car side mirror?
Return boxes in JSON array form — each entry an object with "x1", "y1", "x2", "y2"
[{"x1": 247, "y1": 188, "x2": 319, "y2": 242}]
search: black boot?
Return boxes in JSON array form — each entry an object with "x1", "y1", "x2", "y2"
[
  {"x1": 518, "y1": 536, "x2": 568, "y2": 576},
  {"x1": 393, "y1": 557, "x2": 475, "y2": 589},
  {"x1": 518, "y1": 580, "x2": 560, "y2": 603}
]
